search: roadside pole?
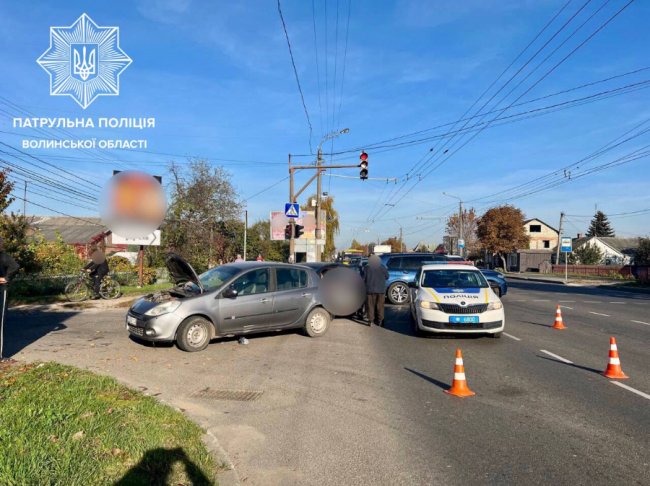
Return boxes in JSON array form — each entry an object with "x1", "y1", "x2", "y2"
[
  {"x1": 138, "y1": 244, "x2": 144, "y2": 288},
  {"x1": 243, "y1": 209, "x2": 248, "y2": 261},
  {"x1": 560, "y1": 237, "x2": 572, "y2": 283},
  {"x1": 289, "y1": 154, "x2": 295, "y2": 263},
  {"x1": 458, "y1": 200, "x2": 464, "y2": 259},
  {"x1": 556, "y1": 212, "x2": 565, "y2": 265},
  {"x1": 315, "y1": 148, "x2": 322, "y2": 262}
]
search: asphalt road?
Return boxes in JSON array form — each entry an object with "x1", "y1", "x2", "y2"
[{"x1": 5, "y1": 281, "x2": 649, "y2": 485}]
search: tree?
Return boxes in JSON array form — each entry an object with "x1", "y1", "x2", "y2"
[
  {"x1": 301, "y1": 195, "x2": 340, "y2": 261},
  {"x1": 0, "y1": 168, "x2": 15, "y2": 214},
  {"x1": 381, "y1": 236, "x2": 403, "y2": 253},
  {"x1": 477, "y1": 205, "x2": 529, "y2": 271},
  {"x1": 634, "y1": 238, "x2": 650, "y2": 265},
  {"x1": 246, "y1": 220, "x2": 289, "y2": 262},
  {"x1": 0, "y1": 212, "x2": 38, "y2": 273},
  {"x1": 586, "y1": 211, "x2": 615, "y2": 237},
  {"x1": 574, "y1": 243, "x2": 604, "y2": 265},
  {"x1": 446, "y1": 207, "x2": 479, "y2": 254},
  {"x1": 161, "y1": 160, "x2": 243, "y2": 272}
]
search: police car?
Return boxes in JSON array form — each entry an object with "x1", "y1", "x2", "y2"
[{"x1": 409, "y1": 263, "x2": 504, "y2": 337}]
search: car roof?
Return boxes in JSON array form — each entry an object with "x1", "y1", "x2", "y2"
[{"x1": 420, "y1": 263, "x2": 481, "y2": 271}]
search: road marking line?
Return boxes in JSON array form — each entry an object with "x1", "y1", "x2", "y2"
[
  {"x1": 503, "y1": 332, "x2": 521, "y2": 341},
  {"x1": 608, "y1": 302, "x2": 625, "y2": 304},
  {"x1": 589, "y1": 312, "x2": 610, "y2": 317},
  {"x1": 558, "y1": 300, "x2": 575, "y2": 303},
  {"x1": 540, "y1": 349, "x2": 573, "y2": 364},
  {"x1": 584, "y1": 301, "x2": 602, "y2": 303},
  {"x1": 560, "y1": 305, "x2": 574, "y2": 310},
  {"x1": 533, "y1": 299, "x2": 550, "y2": 302},
  {"x1": 631, "y1": 320, "x2": 650, "y2": 326},
  {"x1": 611, "y1": 381, "x2": 650, "y2": 400}
]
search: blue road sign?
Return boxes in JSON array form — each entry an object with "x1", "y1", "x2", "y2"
[
  {"x1": 560, "y1": 237, "x2": 572, "y2": 252},
  {"x1": 285, "y1": 203, "x2": 300, "y2": 218}
]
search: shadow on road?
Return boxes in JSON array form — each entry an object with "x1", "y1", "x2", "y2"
[
  {"x1": 2, "y1": 310, "x2": 74, "y2": 358},
  {"x1": 537, "y1": 355, "x2": 603, "y2": 375},
  {"x1": 405, "y1": 367, "x2": 450, "y2": 391},
  {"x1": 113, "y1": 447, "x2": 213, "y2": 485},
  {"x1": 509, "y1": 281, "x2": 650, "y2": 301},
  {"x1": 519, "y1": 320, "x2": 554, "y2": 329}
]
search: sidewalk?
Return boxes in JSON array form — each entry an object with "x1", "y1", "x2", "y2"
[
  {"x1": 9, "y1": 294, "x2": 142, "y2": 314},
  {"x1": 506, "y1": 273, "x2": 650, "y2": 293}
]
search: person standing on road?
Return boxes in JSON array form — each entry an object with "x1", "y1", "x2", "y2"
[
  {"x1": 84, "y1": 246, "x2": 109, "y2": 299},
  {"x1": 0, "y1": 237, "x2": 19, "y2": 360},
  {"x1": 363, "y1": 254, "x2": 388, "y2": 327}
]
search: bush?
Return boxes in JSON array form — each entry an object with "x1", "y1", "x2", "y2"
[{"x1": 107, "y1": 256, "x2": 158, "y2": 286}]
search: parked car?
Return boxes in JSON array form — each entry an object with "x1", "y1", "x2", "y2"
[
  {"x1": 126, "y1": 254, "x2": 331, "y2": 352},
  {"x1": 378, "y1": 253, "x2": 467, "y2": 305},
  {"x1": 480, "y1": 269, "x2": 508, "y2": 297},
  {"x1": 409, "y1": 263, "x2": 505, "y2": 337},
  {"x1": 301, "y1": 262, "x2": 365, "y2": 317}
]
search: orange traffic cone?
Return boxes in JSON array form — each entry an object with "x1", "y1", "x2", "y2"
[
  {"x1": 603, "y1": 337, "x2": 628, "y2": 379},
  {"x1": 552, "y1": 305, "x2": 567, "y2": 330},
  {"x1": 444, "y1": 349, "x2": 475, "y2": 397}
]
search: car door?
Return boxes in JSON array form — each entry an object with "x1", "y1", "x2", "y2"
[
  {"x1": 386, "y1": 256, "x2": 405, "y2": 285},
  {"x1": 272, "y1": 267, "x2": 312, "y2": 326},
  {"x1": 218, "y1": 268, "x2": 275, "y2": 333}
]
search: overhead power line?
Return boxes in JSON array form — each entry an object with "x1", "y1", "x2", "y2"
[
  {"x1": 9, "y1": 193, "x2": 103, "y2": 226},
  {"x1": 278, "y1": 0, "x2": 314, "y2": 154}
]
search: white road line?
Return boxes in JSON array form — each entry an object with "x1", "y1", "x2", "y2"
[
  {"x1": 611, "y1": 381, "x2": 650, "y2": 400},
  {"x1": 560, "y1": 305, "x2": 574, "y2": 310},
  {"x1": 533, "y1": 299, "x2": 550, "y2": 302},
  {"x1": 584, "y1": 301, "x2": 602, "y2": 303},
  {"x1": 589, "y1": 311, "x2": 611, "y2": 317},
  {"x1": 558, "y1": 300, "x2": 575, "y2": 303},
  {"x1": 503, "y1": 332, "x2": 521, "y2": 341},
  {"x1": 631, "y1": 320, "x2": 650, "y2": 326},
  {"x1": 540, "y1": 349, "x2": 573, "y2": 364},
  {"x1": 609, "y1": 302, "x2": 625, "y2": 304}
]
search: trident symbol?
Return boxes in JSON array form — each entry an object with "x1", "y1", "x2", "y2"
[{"x1": 73, "y1": 46, "x2": 96, "y2": 81}]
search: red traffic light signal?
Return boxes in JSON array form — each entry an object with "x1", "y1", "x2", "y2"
[
  {"x1": 359, "y1": 151, "x2": 368, "y2": 180},
  {"x1": 284, "y1": 224, "x2": 292, "y2": 240}
]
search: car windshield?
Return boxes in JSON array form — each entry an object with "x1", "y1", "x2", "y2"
[
  {"x1": 421, "y1": 269, "x2": 488, "y2": 289},
  {"x1": 198, "y1": 266, "x2": 241, "y2": 291}
]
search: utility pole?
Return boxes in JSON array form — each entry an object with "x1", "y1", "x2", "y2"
[
  {"x1": 315, "y1": 147, "x2": 323, "y2": 262},
  {"x1": 243, "y1": 209, "x2": 248, "y2": 261},
  {"x1": 399, "y1": 225, "x2": 403, "y2": 252},
  {"x1": 458, "y1": 200, "x2": 464, "y2": 259},
  {"x1": 556, "y1": 211, "x2": 565, "y2": 265},
  {"x1": 289, "y1": 154, "x2": 295, "y2": 263}
]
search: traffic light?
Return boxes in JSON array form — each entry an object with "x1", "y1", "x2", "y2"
[
  {"x1": 294, "y1": 224, "x2": 304, "y2": 238},
  {"x1": 284, "y1": 224, "x2": 292, "y2": 240},
  {"x1": 359, "y1": 151, "x2": 368, "y2": 180}
]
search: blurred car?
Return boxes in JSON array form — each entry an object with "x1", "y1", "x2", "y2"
[
  {"x1": 300, "y1": 262, "x2": 347, "y2": 277},
  {"x1": 300, "y1": 262, "x2": 366, "y2": 316},
  {"x1": 409, "y1": 263, "x2": 505, "y2": 337},
  {"x1": 126, "y1": 255, "x2": 331, "y2": 352},
  {"x1": 480, "y1": 269, "x2": 508, "y2": 297}
]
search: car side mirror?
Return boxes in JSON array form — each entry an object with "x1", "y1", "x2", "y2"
[
  {"x1": 489, "y1": 282, "x2": 499, "y2": 291},
  {"x1": 222, "y1": 287, "x2": 238, "y2": 299}
]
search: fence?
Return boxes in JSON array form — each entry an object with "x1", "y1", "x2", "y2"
[{"x1": 550, "y1": 264, "x2": 633, "y2": 278}]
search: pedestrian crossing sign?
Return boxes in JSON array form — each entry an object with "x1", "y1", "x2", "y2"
[{"x1": 285, "y1": 203, "x2": 300, "y2": 218}]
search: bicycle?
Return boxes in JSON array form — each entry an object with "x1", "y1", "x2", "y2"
[{"x1": 64, "y1": 271, "x2": 121, "y2": 302}]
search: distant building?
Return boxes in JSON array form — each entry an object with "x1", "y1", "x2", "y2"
[
  {"x1": 573, "y1": 236, "x2": 640, "y2": 265},
  {"x1": 523, "y1": 218, "x2": 559, "y2": 250},
  {"x1": 29, "y1": 216, "x2": 123, "y2": 258}
]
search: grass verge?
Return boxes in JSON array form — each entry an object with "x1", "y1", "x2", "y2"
[
  {"x1": 8, "y1": 282, "x2": 170, "y2": 306},
  {"x1": 0, "y1": 361, "x2": 218, "y2": 485}
]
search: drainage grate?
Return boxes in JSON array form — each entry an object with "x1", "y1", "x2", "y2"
[{"x1": 190, "y1": 387, "x2": 263, "y2": 401}]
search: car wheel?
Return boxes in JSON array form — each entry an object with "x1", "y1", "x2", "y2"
[
  {"x1": 176, "y1": 316, "x2": 212, "y2": 352},
  {"x1": 490, "y1": 332, "x2": 502, "y2": 339},
  {"x1": 388, "y1": 282, "x2": 410, "y2": 305},
  {"x1": 304, "y1": 307, "x2": 331, "y2": 337}
]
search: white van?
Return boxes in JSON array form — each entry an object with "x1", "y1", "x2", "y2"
[{"x1": 409, "y1": 263, "x2": 505, "y2": 337}]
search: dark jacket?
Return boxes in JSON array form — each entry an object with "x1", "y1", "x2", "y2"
[
  {"x1": 363, "y1": 264, "x2": 388, "y2": 294},
  {"x1": 0, "y1": 251, "x2": 19, "y2": 288},
  {"x1": 84, "y1": 260, "x2": 109, "y2": 276}
]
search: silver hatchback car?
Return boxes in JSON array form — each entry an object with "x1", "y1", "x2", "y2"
[{"x1": 126, "y1": 254, "x2": 331, "y2": 352}]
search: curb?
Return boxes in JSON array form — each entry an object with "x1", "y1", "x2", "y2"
[
  {"x1": 505, "y1": 275, "x2": 570, "y2": 285},
  {"x1": 204, "y1": 428, "x2": 241, "y2": 486},
  {"x1": 9, "y1": 296, "x2": 141, "y2": 313}
]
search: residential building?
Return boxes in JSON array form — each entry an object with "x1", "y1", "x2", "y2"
[
  {"x1": 573, "y1": 236, "x2": 640, "y2": 265},
  {"x1": 29, "y1": 216, "x2": 122, "y2": 257},
  {"x1": 524, "y1": 218, "x2": 559, "y2": 250}
]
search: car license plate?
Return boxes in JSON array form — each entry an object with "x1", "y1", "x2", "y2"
[
  {"x1": 449, "y1": 316, "x2": 479, "y2": 324},
  {"x1": 127, "y1": 315, "x2": 137, "y2": 326}
]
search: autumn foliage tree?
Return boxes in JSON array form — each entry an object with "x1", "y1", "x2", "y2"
[
  {"x1": 477, "y1": 205, "x2": 529, "y2": 271},
  {"x1": 446, "y1": 207, "x2": 479, "y2": 254},
  {"x1": 0, "y1": 168, "x2": 14, "y2": 213}
]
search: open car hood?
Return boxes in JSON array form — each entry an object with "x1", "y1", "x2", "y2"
[{"x1": 165, "y1": 253, "x2": 204, "y2": 291}]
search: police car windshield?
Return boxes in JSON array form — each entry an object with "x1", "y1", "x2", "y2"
[{"x1": 421, "y1": 269, "x2": 488, "y2": 289}]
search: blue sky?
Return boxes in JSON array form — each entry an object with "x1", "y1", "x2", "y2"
[{"x1": 0, "y1": 0, "x2": 648, "y2": 248}]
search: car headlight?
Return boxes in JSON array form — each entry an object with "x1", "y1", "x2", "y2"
[
  {"x1": 419, "y1": 300, "x2": 440, "y2": 310},
  {"x1": 145, "y1": 300, "x2": 182, "y2": 316},
  {"x1": 487, "y1": 301, "x2": 503, "y2": 310}
]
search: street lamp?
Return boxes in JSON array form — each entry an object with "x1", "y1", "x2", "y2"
[
  {"x1": 314, "y1": 128, "x2": 350, "y2": 261},
  {"x1": 442, "y1": 192, "x2": 464, "y2": 258}
]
